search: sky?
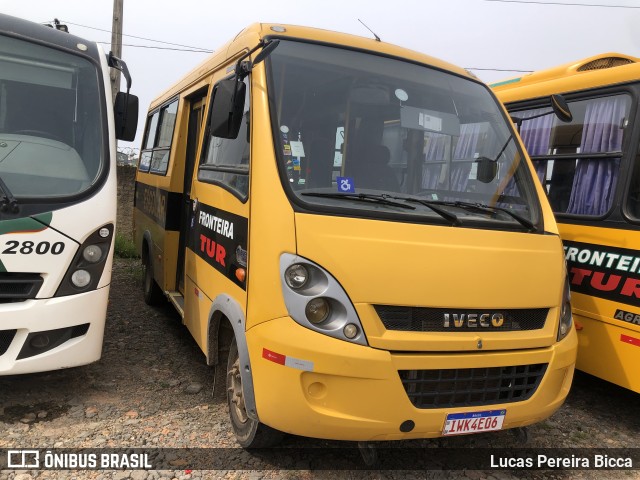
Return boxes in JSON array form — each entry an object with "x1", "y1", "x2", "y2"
[{"x1": 3, "y1": 0, "x2": 640, "y2": 148}]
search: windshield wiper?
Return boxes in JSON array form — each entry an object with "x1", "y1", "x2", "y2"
[
  {"x1": 437, "y1": 200, "x2": 536, "y2": 232},
  {"x1": 0, "y1": 176, "x2": 18, "y2": 213},
  {"x1": 383, "y1": 195, "x2": 460, "y2": 226},
  {"x1": 301, "y1": 192, "x2": 415, "y2": 210}
]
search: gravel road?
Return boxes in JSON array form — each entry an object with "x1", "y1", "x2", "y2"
[{"x1": 1, "y1": 258, "x2": 639, "y2": 480}]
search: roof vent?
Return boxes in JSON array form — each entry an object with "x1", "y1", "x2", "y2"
[{"x1": 577, "y1": 57, "x2": 634, "y2": 72}]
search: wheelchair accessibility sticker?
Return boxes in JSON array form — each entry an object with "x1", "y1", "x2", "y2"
[{"x1": 337, "y1": 176, "x2": 355, "y2": 193}]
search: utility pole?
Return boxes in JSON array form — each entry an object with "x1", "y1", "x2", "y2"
[{"x1": 110, "y1": 0, "x2": 123, "y2": 103}]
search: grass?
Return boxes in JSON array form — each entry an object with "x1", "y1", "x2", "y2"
[{"x1": 113, "y1": 233, "x2": 139, "y2": 259}]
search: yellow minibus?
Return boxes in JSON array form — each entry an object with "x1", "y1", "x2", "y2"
[
  {"x1": 134, "y1": 23, "x2": 576, "y2": 447},
  {"x1": 493, "y1": 53, "x2": 640, "y2": 393}
]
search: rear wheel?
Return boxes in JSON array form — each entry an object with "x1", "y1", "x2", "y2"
[
  {"x1": 142, "y1": 247, "x2": 164, "y2": 306},
  {"x1": 227, "y1": 337, "x2": 284, "y2": 448}
]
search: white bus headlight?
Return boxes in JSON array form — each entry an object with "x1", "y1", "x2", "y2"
[
  {"x1": 55, "y1": 224, "x2": 113, "y2": 297},
  {"x1": 82, "y1": 245, "x2": 103, "y2": 263},
  {"x1": 71, "y1": 269, "x2": 91, "y2": 288},
  {"x1": 280, "y1": 254, "x2": 367, "y2": 345},
  {"x1": 558, "y1": 277, "x2": 573, "y2": 341}
]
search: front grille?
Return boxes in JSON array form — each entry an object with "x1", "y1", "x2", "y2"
[
  {"x1": 0, "y1": 273, "x2": 43, "y2": 303},
  {"x1": 375, "y1": 306, "x2": 548, "y2": 332},
  {"x1": 0, "y1": 329, "x2": 17, "y2": 356},
  {"x1": 399, "y1": 363, "x2": 547, "y2": 409}
]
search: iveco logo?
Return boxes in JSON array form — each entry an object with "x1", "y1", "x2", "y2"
[{"x1": 443, "y1": 313, "x2": 505, "y2": 328}]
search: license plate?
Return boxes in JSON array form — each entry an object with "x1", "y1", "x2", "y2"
[{"x1": 442, "y1": 409, "x2": 506, "y2": 436}]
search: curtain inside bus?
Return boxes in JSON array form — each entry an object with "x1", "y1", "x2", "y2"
[{"x1": 566, "y1": 97, "x2": 626, "y2": 216}]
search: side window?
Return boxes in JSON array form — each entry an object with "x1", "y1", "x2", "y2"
[
  {"x1": 138, "y1": 99, "x2": 179, "y2": 175},
  {"x1": 516, "y1": 94, "x2": 630, "y2": 216},
  {"x1": 625, "y1": 146, "x2": 640, "y2": 221},
  {"x1": 138, "y1": 111, "x2": 159, "y2": 172},
  {"x1": 199, "y1": 77, "x2": 250, "y2": 199}
]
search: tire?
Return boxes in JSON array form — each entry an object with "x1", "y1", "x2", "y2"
[
  {"x1": 142, "y1": 247, "x2": 164, "y2": 306},
  {"x1": 227, "y1": 337, "x2": 284, "y2": 448}
]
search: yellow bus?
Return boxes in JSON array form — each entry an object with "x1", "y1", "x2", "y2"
[
  {"x1": 134, "y1": 23, "x2": 576, "y2": 448},
  {"x1": 493, "y1": 53, "x2": 640, "y2": 393}
]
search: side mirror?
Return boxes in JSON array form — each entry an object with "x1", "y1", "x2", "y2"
[
  {"x1": 477, "y1": 157, "x2": 498, "y2": 183},
  {"x1": 209, "y1": 78, "x2": 246, "y2": 139},
  {"x1": 551, "y1": 94, "x2": 572, "y2": 123},
  {"x1": 114, "y1": 92, "x2": 139, "y2": 141}
]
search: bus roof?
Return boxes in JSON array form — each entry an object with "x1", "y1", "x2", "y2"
[
  {"x1": 148, "y1": 22, "x2": 476, "y2": 111},
  {"x1": 0, "y1": 13, "x2": 101, "y2": 62},
  {"x1": 491, "y1": 52, "x2": 640, "y2": 104}
]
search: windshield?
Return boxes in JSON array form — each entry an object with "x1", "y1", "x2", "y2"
[
  {"x1": 0, "y1": 34, "x2": 104, "y2": 199},
  {"x1": 266, "y1": 40, "x2": 541, "y2": 229}
]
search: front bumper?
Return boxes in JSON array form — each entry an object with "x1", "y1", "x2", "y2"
[
  {"x1": 248, "y1": 317, "x2": 577, "y2": 441},
  {"x1": 0, "y1": 286, "x2": 108, "y2": 375}
]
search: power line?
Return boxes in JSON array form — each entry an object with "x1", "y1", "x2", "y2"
[
  {"x1": 65, "y1": 18, "x2": 532, "y2": 73},
  {"x1": 484, "y1": 0, "x2": 640, "y2": 8},
  {"x1": 96, "y1": 41, "x2": 212, "y2": 53},
  {"x1": 59, "y1": 19, "x2": 213, "y2": 52}
]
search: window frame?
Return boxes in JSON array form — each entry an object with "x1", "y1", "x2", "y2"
[
  {"x1": 197, "y1": 74, "x2": 250, "y2": 203},
  {"x1": 262, "y1": 38, "x2": 543, "y2": 232},
  {"x1": 508, "y1": 88, "x2": 636, "y2": 221},
  {"x1": 138, "y1": 97, "x2": 179, "y2": 176}
]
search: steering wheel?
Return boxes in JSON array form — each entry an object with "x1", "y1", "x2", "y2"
[{"x1": 12, "y1": 129, "x2": 65, "y2": 143}]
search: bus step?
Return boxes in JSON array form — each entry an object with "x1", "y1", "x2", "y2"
[{"x1": 167, "y1": 291, "x2": 185, "y2": 317}]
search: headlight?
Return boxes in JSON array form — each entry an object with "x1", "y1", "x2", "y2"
[
  {"x1": 55, "y1": 224, "x2": 113, "y2": 297},
  {"x1": 71, "y1": 270, "x2": 91, "y2": 288},
  {"x1": 82, "y1": 245, "x2": 103, "y2": 263},
  {"x1": 305, "y1": 297, "x2": 331, "y2": 324},
  {"x1": 280, "y1": 254, "x2": 367, "y2": 345},
  {"x1": 557, "y1": 276, "x2": 573, "y2": 341},
  {"x1": 285, "y1": 264, "x2": 309, "y2": 289}
]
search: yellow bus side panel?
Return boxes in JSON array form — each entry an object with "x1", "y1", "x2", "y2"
[
  {"x1": 574, "y1": 310, "x2": 640, "y2": 392},
  {"x1": 559, "y1": 223, "x2": 640, "y2": 391}
]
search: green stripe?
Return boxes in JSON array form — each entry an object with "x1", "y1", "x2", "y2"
[
  {"x1": 489, "y1": 77, "x2": 522, "y2": 88},
  {"x1": 0, "y1": 258, "x2": 6, "y2": 273},
  {"x1": 33, "y1": 211, "x2": 53, "y2": 226},
  {"x1": 0, "y1": 212, "x2": 52, "y2": 235}
]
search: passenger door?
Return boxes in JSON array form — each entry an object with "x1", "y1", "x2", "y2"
[
  {"x1": 176, "y1": 92, "x2": 206, "y2": 293},
  {"x1": 183, "y1": 75, "x2": 251, "y2": 350}
]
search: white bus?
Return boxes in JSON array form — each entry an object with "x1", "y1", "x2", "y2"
[{"x1": 0, "y1": 13, "x2": 138, "y2": 374}]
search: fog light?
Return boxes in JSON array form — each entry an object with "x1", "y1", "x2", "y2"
[
  {"x1": 99, "y1": 227, "x2": 110, "y2": 238},
  {"x1": 285, "y1": 264, "x2": 309, "y2": 289},
  {"x1": 82, "y1": 245, "x2": 103, "y2": 263},
  {"x1": 29, "y1": 334, "x2": 50, "y2": 349},
  {"x1": 71, "y1": 270, "x2": 91, "y2": 288},
  {"x1": 343, "y1": 323, "x2": 358, "y2": 339},
  {"x1": 305, "y1": 298, "x2": 330, "y2": 324}
]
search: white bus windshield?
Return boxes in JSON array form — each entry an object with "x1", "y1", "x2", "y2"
[
  {"x1": 0, "y1": 34, "x2": 104, "y2": 198},
  {"x1": 266, "y1": 41, "x2": 541, "y2": 229}
]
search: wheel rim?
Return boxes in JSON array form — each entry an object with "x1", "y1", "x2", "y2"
[{"x1": 228, "y1": 356, "x2": 249, "y2": 424}]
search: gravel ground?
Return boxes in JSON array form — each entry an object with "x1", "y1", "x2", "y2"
[{"x1": 1, "y1": 258, "x2": 640, "y2": 480}]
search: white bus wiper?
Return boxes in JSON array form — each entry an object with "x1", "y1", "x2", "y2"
[
  {"x1": 437, "y1": 200, "x2": 536, "y2": 232},
  {"x1": 0, "y1": 176, "x2": 18, "y2": 213},
  {"x1": 301, "y1": 192, "x2": 415, "y2": 210},
  {"x1": 383, "y1": 194, "x2": 460, "y2": 226}
]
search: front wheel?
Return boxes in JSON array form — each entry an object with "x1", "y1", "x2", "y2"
[{"x1": 227, "y1": 337, "x2": 284, "y2": 448}]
